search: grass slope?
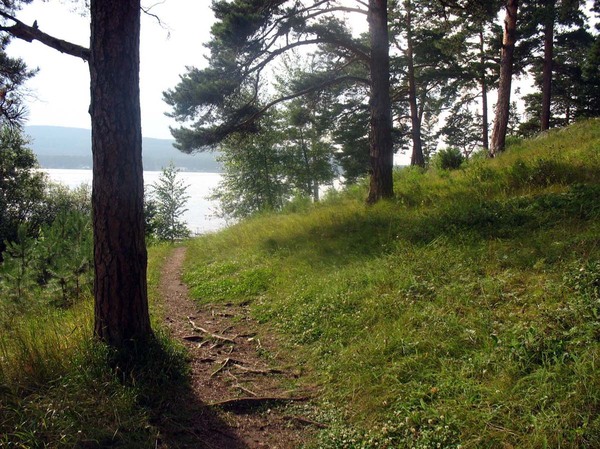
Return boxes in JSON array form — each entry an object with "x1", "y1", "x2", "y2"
[{"x1": 183, "y1": 119, "x2": 600, "y2": 448}]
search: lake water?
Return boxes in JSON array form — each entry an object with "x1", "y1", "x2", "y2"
[{"x1": 43, "y1": 169, "x2": 228, "y2": 235}]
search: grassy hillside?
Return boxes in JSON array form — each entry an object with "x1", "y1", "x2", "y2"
[
  {"x1": 183, "y1": 119, "x2": 600, "y2": 448},
  {"x1": 1, "y1": 120, "x2": 597, "y2": 448}
]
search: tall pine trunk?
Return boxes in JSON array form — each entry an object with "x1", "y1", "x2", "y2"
[
  {"x1": 541, "y1": 0, "x2": 555, "y2": 131},
  {"x1": 367, "y1": 0, "x2": 394, "y2": 204},
  {"x1": 480, "y1": 27, "x2": 489, "y2": 150},
  {"x1": 406, "y1": 0, "x2": 425, "y2": 167},
  {"x1": 90, "y1": 0, "x2": 152, "y2": 347},
  {"x1": 489, "y1": 0, "x2": 518, "y2": 157}
]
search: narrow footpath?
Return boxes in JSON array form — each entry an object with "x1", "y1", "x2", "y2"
[{"x1": 157, "y1": 246, "x2": 319, "y2": 449}]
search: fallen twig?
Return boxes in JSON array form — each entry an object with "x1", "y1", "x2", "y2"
[
  {"x1": 188, "y1": 317, "x2": 235, "y2": 343},
  {"x1": 220, "y1": 325, "x2": 234, "y2": 334},
  {"x1": 233, "y1": 384, "x2": 258, "y2": 396},
  {"x1": 211, "y1": 357, "x2": 232, "y2": 377}
]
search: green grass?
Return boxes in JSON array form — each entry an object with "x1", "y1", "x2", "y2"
[
  {"x1": 0, "y1": 242, "x2": 188, "y2": 448},
  {"x1": 183, "y1": 119, "x2": 600, "y2": 448}
]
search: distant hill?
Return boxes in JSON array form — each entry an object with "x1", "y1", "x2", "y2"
[{"x1": 24, "y1": 125, "x2": 222, "y2": 172}]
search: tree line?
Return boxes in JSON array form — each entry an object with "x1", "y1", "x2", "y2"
[
  {"x1": 0, "y1": 0, "x2": 598, "y2": 350},
  {"x1": 164, "y1": 0, "x2": 599, "y2": 216}
]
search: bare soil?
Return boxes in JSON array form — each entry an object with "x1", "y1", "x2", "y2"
[{"x1": 156, "y1": 246, "x2": 319, "y2": 449}]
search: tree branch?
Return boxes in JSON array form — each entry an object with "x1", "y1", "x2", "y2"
[
  {"x1": 0, "y1": 11, "x2": 90, "y2": 61},
  {"x1": 232, "y1": 75, "x2": 370, "y2": 134},
  {"x1": 304, "y1": 6, "x2": 368, "y2": 18}
]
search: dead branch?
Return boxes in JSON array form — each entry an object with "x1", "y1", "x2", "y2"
[{"x1": 0, "y1": 11, "x2": 89, "y2": 61}]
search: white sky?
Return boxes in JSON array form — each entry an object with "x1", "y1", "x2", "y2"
[{"x1": 7, "y1": 1, "x2": 216, "y2": 139}]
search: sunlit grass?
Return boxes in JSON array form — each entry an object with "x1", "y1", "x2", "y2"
[
  {"x1": 183, "y1": 119, "x2": 600, "y2": 448},
  {"x1": 0, "y1": 242, "x2": 186, "y2": 448}
]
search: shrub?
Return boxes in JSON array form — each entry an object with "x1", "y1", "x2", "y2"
[{"x1": 430, "y1": 147, "x2": 464, "y2": 170}]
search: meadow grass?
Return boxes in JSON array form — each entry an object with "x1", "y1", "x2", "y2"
[
  {"x1": 183, "y1": 119, "x2": 600, "y2": 448},
  {"x1": 0, "y1": 242, "x2": 187, "y2": 448}
]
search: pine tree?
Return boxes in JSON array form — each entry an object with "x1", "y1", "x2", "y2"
[
  {"x1": 151, "y1": 162, "x2": 190, "y2": 242},
  {"x1": 489, "y1": 0, "x2": 519, "y2": 156},
  {"x1": 164, "y1": 0, "x2": 395, "y2": 203},
  {"x1": 210, "y1": 120, "x2": 291, "y2": 220}
]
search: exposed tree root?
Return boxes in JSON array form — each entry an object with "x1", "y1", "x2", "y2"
[{"x1": 188, "y1": 317, "x2": 236, "y2": 343}]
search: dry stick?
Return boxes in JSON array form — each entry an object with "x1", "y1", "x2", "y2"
[
  {"x1": 188, "y1": 317, "x2": 236, "y2": 343},
  {"x1": 211, "y1": 357, "x2": 284, "y2": 377},
  {"x1": 225, "y1": 370, "x2": 239, "y2": 381},
  {"x1": 211, "y1": 357, "x2": 232, "y2": 377},
  {"x1": 220, "y1": 325, "x2": 234, "y2": 334},
  {"x1": 233, "y1": 384, "x2": 258, "y2": 397}
]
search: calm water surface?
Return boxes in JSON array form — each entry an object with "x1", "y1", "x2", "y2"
[{"x1": 43, "y1": 169, "x2": 227, "y2": 234}]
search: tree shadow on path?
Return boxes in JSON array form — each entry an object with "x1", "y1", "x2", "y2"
[
  {"x1": 151, "y1": 381, "x2": 249, "y2": 449},
  {"x1": 112, "y1": 336, "x2": 249, "y2": 449}
]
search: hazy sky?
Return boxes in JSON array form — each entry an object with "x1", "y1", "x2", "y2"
[{"x1": 7, "y1": 1, "x2": 216, "y2": 139}]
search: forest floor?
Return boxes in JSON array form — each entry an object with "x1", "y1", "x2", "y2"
[{"x1": 157, "y1": 246, "x2": 319, "y2": 449}]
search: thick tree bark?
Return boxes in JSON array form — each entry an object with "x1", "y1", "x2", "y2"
[
  {"x1": 406, "y1": 0, "x2": 425, "y2": 167},
  {"x1": 489, "y1": 0, "x2": 518, "y2": 157},
  {"x1": 90, "y1": 0, "x2": 152, "y2": 346},
  {"x1": 479, "y1": 27, "x2": 489, "y2": 151},
  {"x1": 540, "y1": 1, "x2": 555, "y2": 131},
  {"x1": 366, "y1": 0, "x2": 394, "y2": 204}
]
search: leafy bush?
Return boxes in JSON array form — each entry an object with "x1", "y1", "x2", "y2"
[
  {"x1": 0, "y1": 127, "x2": 46, "y2": 253},
  {"x1": 430, "y1": 147, "x2": 464, "y2": 170}
]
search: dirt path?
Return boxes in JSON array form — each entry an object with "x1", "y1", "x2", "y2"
[{"x1": 157, "y1": 246, "x2": 318, "y2": 449}]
